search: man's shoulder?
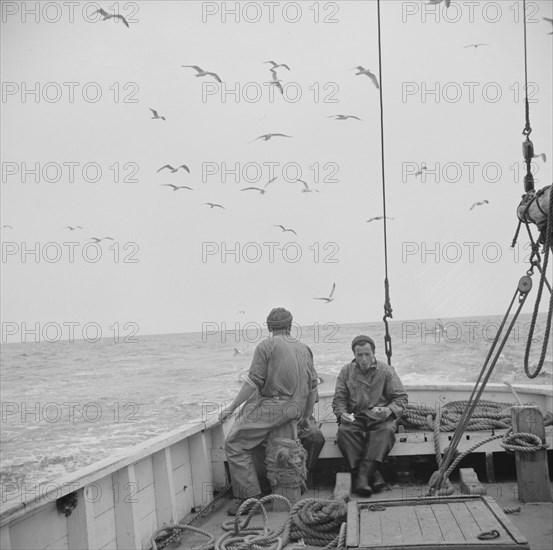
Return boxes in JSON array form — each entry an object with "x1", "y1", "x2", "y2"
[
  {"x1": 375, "y1": 360, "x2": 401, "y2": 376},
  {"x1": 338, "y1": 361, "x2": 356, "y2": 375}
]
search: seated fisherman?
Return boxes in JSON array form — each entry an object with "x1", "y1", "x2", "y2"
[{"x1": 332, "y1": 335, "x2": 408, "y2": 496}]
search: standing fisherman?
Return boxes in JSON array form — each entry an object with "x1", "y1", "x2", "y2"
[{"x1": 220, "y1": 307, "x2": 318, "y2": 514}]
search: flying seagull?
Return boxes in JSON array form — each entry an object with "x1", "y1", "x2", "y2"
[
  {"x1": 157, "y1": 164, "x2": 190, "y2": 173},
  {"x1": 264, "y1": 61, "x2": 291, "y2": 70},
  {"x1": 236, "y1": 310, "x2": 245, "y2": 315},
  {"x1": 182, "y1": 65, "x2": 222, "y2": 83},
  {"x1": 161, "y1": 184, "x2": 193, "y2": 191},
  {"x1": 415, "y1": 164, "x2": 427, "y2": 177},
  {"x1": 544, "y1": 17, "x2": 553, "y2": 34},
  {"x1": 464, "y1": 43, "x2": 490, "y2": 48},
  {"x1": 241, "y1": 176, "x2": 276, "y2": 194},
  {"x1": 64, "y1": 226, "x2": 83, "y2": 230},
  {"x1": 297, "y1": 179, "x2": 319, "y2": 193},
  {"x1": 427, "y1": 0, "x2": 451, "y2": 7},
  {"x1": 367, "y1": 216, "x2": 394, "y2": 223},
  {"x1": 249, "y1": 133, "x2": 292, "y2": 143},
  {"x1": 314, "y1": 283, "x2": 336, "y2": 304},
  {"x1": 533, "y1": 153, "x2": 547, "y2": 162},
  {"x1": 267, "y1": 79, "x2": 284, "y2": 95},
  {"x1": 89, "y1": 237, "x2": 115, "y2": 243},
  {"x1": 469, "y1": 200, "x2": 489, "y2": 211},
  {"x1": 95, "y1": 8, "x2": 129, "y2": 27},
  {"x1": 353, "y1": 66, "x2": 379, "y2": 89},
  {"x1": 203, "y1": 203, "x2": 225, "y2": 209},
  {"x1": 328, "y1": 114, "x2": 362, "y2": 120},
  {"x1": 149, "y1": 108, "x2": 166, "y2": 121},
  {"x1": 274, "y1": 225, "x2": 297, "y2": 235},
  {"x1": 1, "y1": 225, "x2": 13, "y2": 229}
]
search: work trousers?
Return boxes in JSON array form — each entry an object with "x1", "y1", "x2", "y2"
[
  {"x1": 336, "y1": 417, "x2": 397, "y2": 470},
  {"x1": 225, "y1": 397, "x2": 303, "y2": 499}
]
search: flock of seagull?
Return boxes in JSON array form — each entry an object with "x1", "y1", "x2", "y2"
[{"x1": 4, "y1": 6, "x2": 552, "y2": 316}]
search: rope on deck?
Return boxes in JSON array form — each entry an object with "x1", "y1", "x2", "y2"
[{"x1": 198, "y1": 493, "x2": 349, "y2": 550}]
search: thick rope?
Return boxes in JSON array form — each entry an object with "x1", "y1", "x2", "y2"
[{"x1": 524, "y1": 184, "x2": 553, "y2": 378}]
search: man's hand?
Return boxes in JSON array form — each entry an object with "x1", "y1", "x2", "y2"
[
  {"x1": 219, "y1": 404, "x2": 236, "y2": 423},
  {"x1": 297, "y1": 417, "x2": 310, "y2": 435},
  {"x1": 372, "y1": 406, "x2": 392, "y2": 418},
  {"x1": 341, "y1": 412, "x2": 355, "y2": 423}
]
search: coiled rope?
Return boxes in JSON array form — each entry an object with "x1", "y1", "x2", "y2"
[
  {"x1": 399, "y1": 400, "x2": 515, "y2": 432},
  {"x1": 214, "y1": 494, "x2": 347, "y2": 550}
]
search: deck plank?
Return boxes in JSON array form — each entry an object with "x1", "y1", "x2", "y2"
[
  {"x1": 398, "y1": 505, "x2": 424, "y2": 544},
  {"x1": 448, "y1": 502, "x2": 481, "y2": 542},
  {"x1": 465, "y1": 500, "x2": 506, "y2": 544},
  {"x1": 359, "y1": 507, "x2": 382, "y2": 547},
  {"x1": 430, "y1": 502, "x2": 465, "y2": 543},
  {"x1": 380, "y1": 505, "x2": 403, "y2": 545},
  {"x1": 414, "y1": 504, "x2": 443, "y2": 544}
]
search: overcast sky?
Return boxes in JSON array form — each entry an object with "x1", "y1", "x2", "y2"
[{"x1": 1, "y1": 0, "x2": 552, "y2": 339}]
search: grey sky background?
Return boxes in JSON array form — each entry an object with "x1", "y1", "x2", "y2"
[{"x1": 1, "y1": 0, "x2": 552, "y2": 338}]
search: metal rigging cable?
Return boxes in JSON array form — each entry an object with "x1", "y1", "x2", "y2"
[{"x1": 376, "y1": 0, "x2": 393, "y2": 366}]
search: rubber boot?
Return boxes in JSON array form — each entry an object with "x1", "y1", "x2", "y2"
[
  {"x1": 354, "y1": 460, "x2": 374, "y2": 497},
  {"x1": 371, "y1": 470, "x2": 386, "y2": 493}
]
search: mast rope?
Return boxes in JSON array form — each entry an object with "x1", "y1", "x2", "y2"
[{"x1": 376, "y1": 0, "x2": 393, "y2": 365}]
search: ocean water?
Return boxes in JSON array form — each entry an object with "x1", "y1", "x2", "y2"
[{"x1": 1, "y1": 313, "x2": 551, "y2": 494}]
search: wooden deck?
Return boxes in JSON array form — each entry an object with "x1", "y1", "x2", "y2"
[
  {"x1": 169, "y1": 482, "x2": 552, "y2": 550},
  {"x1": 350, "y1": 495, "x2": 528, "y2": 549}
]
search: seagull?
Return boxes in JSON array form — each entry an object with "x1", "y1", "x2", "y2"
[
  {"x1": 249, "y1": 133, "x2": 292, "y2": 143},
  {"x1": 264, "y1": 61, "x2": 291, "y2": 71},
  {"x1": 544, "y1": 17, "x2": 553, "y2": 34},
  {"x1": 297, "y1": 179, "x2": 319, "y2": 193},
  {"x1": 533, "y1": 153, "x2": 547, "y2": 162},
  {"x1": 233, "y1": 347, "x2": 245, "y2": 356},
  {"x1": 203, "y1": 203, "x2": 225, "y2": 209},
  {"x1": 464, "y1": 43, "x2": 490, "y2": 48},
  {"x1": 64, "y1": 226, "x2": 83, "y2": 230},
  {"x1": 89, "y1": 237, "x2": 115, "y2": 243},
  {"x1": 236, "y1": 310, "x2": 245, "y2": 315},
  {"x1": 161, "y1": 184, "x2": 193, "y2": 191},
  {"x1": 415, "y1": 164, "x2": 427, "y2": 177},
  {"x1": 314, "y1": 283, "x2": 336, "y2": 304},
  {"x1": 353, "y1": 66, "x2": 379, "y2": 89},
  {"x1": 427, "y1": 0, "x2": 451, "y2": 7},
  {"x1": 95, "y1": 8, "x2": 129, "y2": 27},
  {"x1": 328, "y1": 114, "x2": 362, "y2": 120},
  {"x1": 366, "y1": 216, "x2": 394, "y2": 223},
  {"x1": 157, "y1": 164, "x2": 190, "y2": 174},
  {"x1": 1, "y1": 225, "x2": 13, "y2": 229},
  {"x1": 241, "y1": 177, "x2": 276, "y2": 195},
  {"x1": 182, "y1": 65, "x2": 222, "y2": 83},
  {"x1": 267, "y1": 79, "x2": 284, "y2": 95},
  {"x1": 469, "y1": 200, "x2": 489, "y2": 211},
  {"x1": 149, "y1": 108, "x2": 166, "y2": 121},
  {"x1": 274, "y1": 225, "x2": 297, "y2": 235}
]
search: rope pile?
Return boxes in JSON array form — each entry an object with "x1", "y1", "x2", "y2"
[
  {"x1": 399, "y1": 400, "x2": 517, "y2": 432},
  {"x1": 216, "y1": 494, "x2": 347, "y2": 550},
  {"x1": 266, "y1": 437, "x2": 308, "y2": 494},
  {"x1": 289, "y1": 498, "x2": 347, "y2": 548}
]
